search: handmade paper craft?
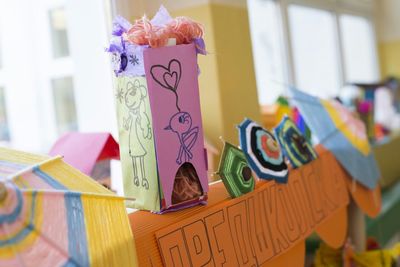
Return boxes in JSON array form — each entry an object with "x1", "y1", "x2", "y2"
[
  {"x1": 0, "y1": 147, "x2": 137, "y2": 267},
  {"x1": 49, "y1": 132, "x2": 119, "y2": 189},
  {"x1": 238, "y1": 118, "x2": 289, "y2": 183},
  {"x1": 49, "y1": 132, "x2": 120, "y2": 175},
  {"x1": 129, "y1": 147, "x2": 350, "y2": 266},
  {"x1": 109, "y1": 8, "x2": 208, "y2": 212},
  {"x1": 115, "y1": 76, "x2": 160, "y2": 211},
  {"x1": 293, "y1": 107, "x2": 311, "y2": 141},
  {"x1": 144, "y1": 43, "x2": 208, "y2": 211},
  {"x1": 289, "y1": 87, "x2": 380, "y2": 189},
  {"x1": 274, "y1": 116, "x2": 318, "y2": 168},
  {"x1": 217, "y1": 142, "x2": 255, "y2": 198}
]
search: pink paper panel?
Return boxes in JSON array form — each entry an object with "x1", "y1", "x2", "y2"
[{"x1": 143, "y1": 43, "x2": 208, "y2": 208}]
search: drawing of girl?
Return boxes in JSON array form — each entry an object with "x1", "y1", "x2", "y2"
[{"x1": 123, "y1": 80, "x2": 152, "y2": 189}]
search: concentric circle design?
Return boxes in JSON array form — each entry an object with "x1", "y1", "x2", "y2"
[
  {"x1": 0, "y1": 182, "x2": 43, "y2": 258},
  {"x1": 0, "y1": 183, "x2": 23, "y2": 225},
  {"x1": 274, "y1": 116, "x2": 317, "y2": 168},
  {"x1": 238, "y1": 119, "x2": 289, "y2": 183},
  {"x1": 218, "y1": 142, "x2": 255, "y2": 198}
]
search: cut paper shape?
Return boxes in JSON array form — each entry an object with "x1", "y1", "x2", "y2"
[
  {"x1": 345, "y1": 178, "x2": 381, "y2": 218},
  {"x1": 312, "y1": 146, "x2": 349, "y2": 248},
  {"x1": 238, "y1": 118, "x2": 289, "y2": 183},
  {"x1": 49, "y1": 132, "x2": 119, "y2": 188},
  {"x1": 0, "y1": 147, "x2": 137, "y2": 267},
  {"x1": 274, "y1": 116, "x2": 318, "y2": 168},
  {"x1": 172, "y1": 163, "x2": 203, "y2": 204},
  {"x1": 315, "y1": 145, "x2": 381, "y2": 219},
  {"x1": 128, "y1": 148, "x2": 349, "y2": 266},
  {"x1": 315, "y1": 206, "x2": 348, "y2": 249},
  {"x1": 217, "y1": 142, "x2": 255, "y2": 198},
  {"x1": 289, "y1": 87, "x2": 380, "y2": 189}
]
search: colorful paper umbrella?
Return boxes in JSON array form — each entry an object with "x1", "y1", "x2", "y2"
[
  {"x1": 0, "y1": 147, "x2": 138, "y2": 267},
  {"x1": 217, "y1": 142, "x2": 255, "y2": 198},
  {"x1": 274, "y1": 116, "x2": 318, "y2": 168},
  {"x1": 289, "y1": 88, "x2": 380, "y2": 189},
  {"x1": 238, "y1": 118, "x2": 289, "y2": 183}
]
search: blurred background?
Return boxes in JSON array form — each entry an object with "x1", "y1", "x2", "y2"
[{"x1": 0, "y1": 0, "x2": 397, "y2": 154}]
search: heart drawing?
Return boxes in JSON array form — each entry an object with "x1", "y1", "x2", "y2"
[{"x1": 150, "y1": 59, "x2": 182, "y2": 111}]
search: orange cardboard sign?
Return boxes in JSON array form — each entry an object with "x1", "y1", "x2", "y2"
[
  {"x1": 314, "y1": 145, "x2": 381, "y2": 219},
  {"x1": 346, "y1": 178, "x2": 381, "y2": 218},
  {"x1": 153, "y1": 151, "x2": 349, "y2": 266},
  {"x1": 129, "y1": 147, "x2": 381, "y2": 266}
]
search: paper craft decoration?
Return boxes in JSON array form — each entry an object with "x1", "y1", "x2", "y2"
[
  {"x1": 110, "y1": 15, "x2": 208, "y2": 211},
  {"x1": 129, "y1": 146, "x2": 350, "y2": 267},
  {"x1": 238, "y1": 118, "x2": 289, "y2": 183},
  {"x1": 115, "y1": 76, "x2": 160, "y2": 211},
  {"x1": 274, "y1": 116, "x2": 318, "y2": 168},
  {"x1": 217, "y1": 142, "x2": 255, "y2": 198},
  {"x1": 289, "y1": 87, "x2": 380, "y2": 189},
  {"x1": 0, "y1": 147, "x2": 137, "y2": 267},
  {"x1": 293, "y1": 107, "x2": 311, "y2": 141},
  {"x1": 49, "y1": 132, "x2": 119, "y2": 188}
]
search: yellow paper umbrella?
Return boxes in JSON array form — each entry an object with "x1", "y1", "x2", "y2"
[{"x1": 0, "y1": 147, "x2": 138, "y2": 267}]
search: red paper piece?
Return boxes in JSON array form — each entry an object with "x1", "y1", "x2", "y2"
[{"x1": 49, "y1": 132, "x2": 120, "y2": 175}]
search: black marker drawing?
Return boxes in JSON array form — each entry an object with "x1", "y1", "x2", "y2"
[
  {"x1": 150, "y1": 59, "x2": 182, "y2": 111},
  {"x1": 123, "y1": 80, "x2": 152, "y2": 189},
  {"x1": 129, "y1": 54, "x2": 139, "y2": 66},
  {"x1": 150, "y1": 59, "x2": 199, "y2": 165},
  {"x1": 165, "y1": 112, "x2": 199, "y2": 164}
]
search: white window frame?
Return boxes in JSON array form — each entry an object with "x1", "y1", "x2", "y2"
[
  {"x1": 0, "y1": 0, "x2": 116, "y2": 153},
  {"x1": 32, "y1": 0, "x2": 75, "y2": 148},
  {"x1": 265, "y1": 0, "x2": 380, "y2": 94}
]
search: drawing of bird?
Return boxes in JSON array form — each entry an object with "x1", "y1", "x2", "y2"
[{"x1": 165, "y1": 112, "x2": 199, "y2": 165}]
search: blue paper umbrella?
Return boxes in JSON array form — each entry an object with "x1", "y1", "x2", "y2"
[
  {"x1": 238, "y1": 118, "x2": 289, "y2": 183},
  {"x1": 274, "y1": 116, "x2": 318, "y2": 168},
  {"x1": 289, "y1": 87, "x2": 380, "y2": 189}
]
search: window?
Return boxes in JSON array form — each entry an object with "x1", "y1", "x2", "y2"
[
  {"x1": 248, "y1": 0, "x2": 287, "y2": 105},
  {"x1": 0, "y1": 0, "x2": 114, "y2": 152},
  {"x1": 49, "y1": 8, "x2": 70, "y2": 58},
  {"x1": 288, "y1": 5, "x2": 340, "y2": 98},
  {"x1": 340, "y1": 14, "x2": 378, "y2": 83},
  {"x1": 0, "y1": 87, "x2": 10, "y2": 141},
  {"x1": 248, "y1": 0, "x2": 379, "y2": 103},
  {"x1": 52, "y1": 77, "x2": 78, "y2": 134}
]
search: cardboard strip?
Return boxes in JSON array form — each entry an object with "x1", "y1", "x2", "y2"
[{"x1": 129, "y1": 148, "x2": 351, "y2": 266}]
